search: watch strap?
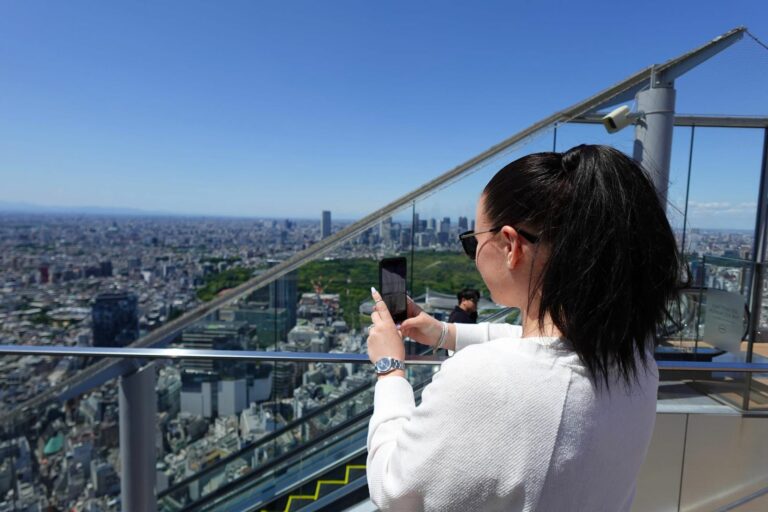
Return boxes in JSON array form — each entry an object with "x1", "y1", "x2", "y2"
[{"x1": 374, "y1": 357, "x2": 405, "y2": 374}]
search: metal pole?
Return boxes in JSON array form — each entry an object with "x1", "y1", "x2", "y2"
[
  {"x1": 552, "y1": 125, "x2": 558, "y2": 152},
  {"x1": 408, "y1": 202, "x2": 418, "y2": 356},
  {"x1": 680, "y1": 126, "x2": 695, "y2": 254},
  {"x1": 634, "y1": 69, "x2": 677, "y2": 208},
  {"x1": 747, "y1": 128, "x2": 768, "y2": 361},
  {"x1": 119, "y1": 363, "x2": 157, "y2": 512}
]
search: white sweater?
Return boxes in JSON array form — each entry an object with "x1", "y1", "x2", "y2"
[{"x1": 367, "y1": 322, "x2": 658, "y2": 512}]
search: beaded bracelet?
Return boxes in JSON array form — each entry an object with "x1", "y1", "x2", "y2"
[{"x1": 433, "y1": 321, "x2": 448, "y2": 355}]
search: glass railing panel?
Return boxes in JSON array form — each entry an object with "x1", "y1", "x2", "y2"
[
  {"x1": 157, "y1": 203, "x2": 412, "y2": 491},
  {"x1": 660, "y1": 256, "x2": 752, "y2": 355},
  {"x1": 0, "y1": 359, "x2": 132, "y2": 511},
  {"x1": 196, "y1": 419, "x2": 370, "y2": 512},
  {"x1": 157, "y1": 370, "x2": 376, "y2": 508},
  {"x1": 658, "y1": 255, "x2": 768, "y2": 411},
  {"x1": 675, "y1": 127, "x2": 763, "y2": 260},
  {"x1": 744, "y1": 269, "x2": 768, "y2": 413},
  {"x1": 189, "y1": 372, "x2": 432, "y2": 512},
  {"x1": 157, "y1": 231, "x2": 437, "y2": 502}
]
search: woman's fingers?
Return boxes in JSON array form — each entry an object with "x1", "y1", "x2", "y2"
[{"x1": 371, "y1": 287, "x2": 394, "y2": 324}]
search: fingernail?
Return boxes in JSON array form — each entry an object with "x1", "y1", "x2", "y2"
[
  {"x1": 395, "y1": 323, "x2": 401, "y2": 329},
  {"x1": 371, "y1": 286, "x2": 377, "y2": 294}
]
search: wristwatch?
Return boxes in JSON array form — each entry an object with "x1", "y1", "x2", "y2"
[{"x1": 374, "y1": 357, "x2": 405, "y2": 375}]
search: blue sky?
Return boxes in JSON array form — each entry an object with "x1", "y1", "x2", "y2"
[{"x1": 1, "y1": 1, "x2": 767, "y2": 229}]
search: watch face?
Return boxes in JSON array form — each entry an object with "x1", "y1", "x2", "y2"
[{"x1": 375, "y1": 358, "x2": 391, "y2": 372}]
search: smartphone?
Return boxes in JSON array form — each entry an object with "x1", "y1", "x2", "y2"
[{"x1": 379, "y1": 257, "x2": 408, "y2": 324}]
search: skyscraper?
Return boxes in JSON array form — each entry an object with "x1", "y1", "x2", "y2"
[
  {"x1": 440, "y1": 217, "x2": 451, "y2": 234},
  {"x1": 321, "y1": 210, "x2": 332, "y2": 239},
  {"x1": 91, "y1": 292, "x2": 139, "y2": 347},
  {"x1": 380, "y1": 217, "x2": 393, "y2": 243},
  {"x1": 438, "y1": 217, "x2": 451, "y2": 245},
  {"x1": 249, "y1": 260, "x2": 298, "y2": 336}
]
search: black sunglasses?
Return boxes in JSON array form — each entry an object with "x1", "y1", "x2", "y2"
[{"x1": 458, "y1": 227, "x2": 540, "y2": 260}]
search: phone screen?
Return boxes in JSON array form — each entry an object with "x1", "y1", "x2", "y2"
[{"x1": 379, "y1": 257, "x2": 407, "y2": 323}]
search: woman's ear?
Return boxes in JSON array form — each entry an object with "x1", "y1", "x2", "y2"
[{"x1": 500, "y1": 226, "x2": 524, "y2": 270}]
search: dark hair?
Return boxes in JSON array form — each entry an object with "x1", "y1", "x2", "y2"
[
  {"x1": 457, "y1": 288, "x2": 480, "y2": 303},
  {"x1": 483, "y1": 144, "x2": 683, "y2": 387}
]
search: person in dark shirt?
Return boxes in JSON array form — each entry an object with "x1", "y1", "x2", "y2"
[{"x1": 448, "y1": 288, "x2": 480, "y2": 323}]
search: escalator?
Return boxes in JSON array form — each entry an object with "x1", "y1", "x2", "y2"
[{"x1": 258, "y1": 454, "x2": 368, "y2": 512}]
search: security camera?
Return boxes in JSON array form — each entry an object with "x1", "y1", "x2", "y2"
[{"x1": 602, "y1": 105, "x2": 643, "y2": 134}]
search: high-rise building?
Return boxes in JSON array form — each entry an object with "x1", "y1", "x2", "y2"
[
  {"x1": 359, "y1": 229, "x2": 371, "y2": 245},
  {"x1": 400, "y1": 227, "x2": 412, "y2": 249},
  {"x1": 180, "y1": 321, "x2": 250, "y2": 375},
  {"x1": 99, "y1": 261, "x2": 113, "y2": 277},
  {"x1": 458, "y1": 216, "x2": 469, "y2": 231},
  {"x1": 251, "y1": 260, "x2": 298, "y2": 334},
  {"x1": 91, "y1": 292, "x2": 139, "y2": 347},
  {"x1": 273, "y1": 341, "x2": 300, "y2": 398},
  {"x1": 380, "y1": 217, "x2": 393, "y2": 243},
  {"x1": 440, "y1": 217, "x2": 451, "y2": 234},
  {"x1": 39, "y1": 266, "x2": 49, "y2": 284},
  {"x1": 179, "y1": 321, "x2": 253, "y2": 418},
  {"x1": 321, "y1": 211, "x2": 332, "y2": 239},
  {"x1": 227, "y1": 306, "x2": 290, "y2": 346}
]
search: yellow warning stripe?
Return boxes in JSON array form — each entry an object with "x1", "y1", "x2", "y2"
[{"x1": 261, "y1": 464, "x2": 366, "y2": 512}]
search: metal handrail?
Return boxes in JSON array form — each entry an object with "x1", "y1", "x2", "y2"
[{"x1": 1, "y1": 345, "x2": 768, "y2": 373}]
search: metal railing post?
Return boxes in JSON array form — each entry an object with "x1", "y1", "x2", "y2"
[
  {"x1": 119, "y1": 363, "x2": 157, "y2": 512},
  {"x1": 742, "y1": 128, "x2": 768, "y2": 409},
  {"x1": 633, "y1": 68, "x2": 676, "y2": 209}
]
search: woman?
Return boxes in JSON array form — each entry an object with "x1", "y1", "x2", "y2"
[{"x1": 366, "y1": 145, "x2": 682, "y2": 511}]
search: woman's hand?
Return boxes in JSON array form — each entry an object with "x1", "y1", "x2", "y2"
[
  {"x1": 367, "y1": 287, "x2": 406, "y2": 378},
  {"x1": 399, "y1": 298, "x2": 444, "y2": 348}
]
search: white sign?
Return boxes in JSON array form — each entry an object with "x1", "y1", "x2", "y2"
[{"x1": 703, "y1": 289, "x2": 745, "y2": 356}]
